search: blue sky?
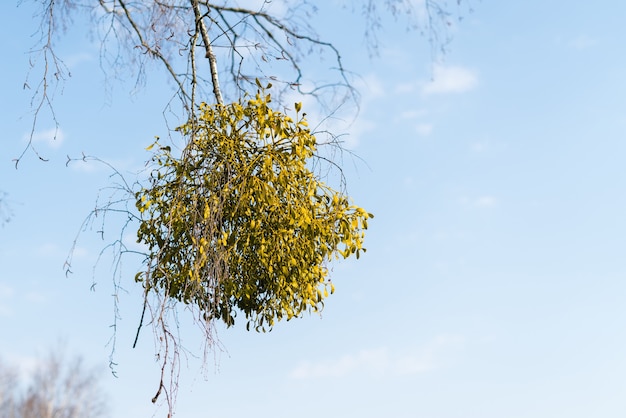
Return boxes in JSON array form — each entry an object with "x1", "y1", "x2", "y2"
[{"x1": 2, "y1": 1, "x2": 626, "y2": 417}]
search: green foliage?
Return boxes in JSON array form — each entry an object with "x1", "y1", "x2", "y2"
[{"x1": 135, "y1": 89, "x2": 372, "y2": 331}]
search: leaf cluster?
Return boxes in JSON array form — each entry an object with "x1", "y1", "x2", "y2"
[{"x1": 136, "y1": 87, "x2": 372, "y2": 331}]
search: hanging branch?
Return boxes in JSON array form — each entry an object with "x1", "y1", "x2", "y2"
[
  {"x1": 204, "y1": 2, "x2": 356, "y2": 100},
  {"x1": 22, "y1": 2, "x2": 471, "y2": 416},
  {"x1": 14, "y1": 0, "x2": 65, "y2": 168},
  {"x1": 117, "y1": 0, "x2": 192, "y2": 110}
]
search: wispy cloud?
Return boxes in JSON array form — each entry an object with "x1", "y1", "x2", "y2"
[
  {"x1": 284, "y1": 73, "x2": 384, "y2": 150},
  {"x1": 460, "y1": 195, "x2": 498, "y2": 208},
  {"x1": 475, "y1": 196, "x2": 497, "y2": 207},
  {"x1": 567, "y1": 35, "x2": 597, "y2": 50},
  {"x1": 422, "y1": 65, "x2": 478, "y2": 95},
  {"x1": 68, "y1": 158, "x2": 107, "y2": 173},
  {"x1": 0, "y1": 283, "x2": 15, "y2": 317},
  {"x1": 415, "y1": 123, "x2": 433, "y2": 136},
  {"x1": 357, "y1": 73, "x2": 386, "y2": 99},
  {"x1": 0, "y1": 284, "x2": 51, "y2": 317},
  {"x1": 394, "y1": 65, "x2": 478, "y2": 96},
  {"x1": 290, "y1": 334, "x2": 464, "y2": 379},
  {"x1": 27, "y1": 128, "x2": 65, "y2": 149},
  {"x1": 36, "y1": 242, "x2": 65, "y2": 258},
  {"x1": 470, "y1": 141, "x2": 489, "y2": 153},
  {"x1": 65, "y1": 52, "x2": 93, "y2": 69},
  {"x1": 5, "y1": 354, "x2": 38, "y2": 380},
  {"x1": 394, "y1": 109, "x2": 433, "y2": 137},
  {"x1": 395, "y1": 81, "x2": 418, "y2": 94},
  {"x1": 67, "y1": 156, "x2": 140, "y2": 175},
  {"x1": 24, "y1": 291, "x2": 47, "y2": 304},
  {"x1": 35, "y1": 243, "x2": 89, "y2": 264},
  {"x1": 0, "y1": 283, "x2": 14, "y2": 298},
  {"x1": 331, "y1": 74, "x2": 386, "y2": 148},
  {"x1": 290, "y1": 348, "x2": 389, "y2": 379},
  {"x1": 397, "y1": 109, "x2": 428, "y2": 120}
]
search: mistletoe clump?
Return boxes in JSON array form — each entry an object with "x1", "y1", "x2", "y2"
[{"x1": 135, "y1": 89, "x2": 372, "y2": 331}]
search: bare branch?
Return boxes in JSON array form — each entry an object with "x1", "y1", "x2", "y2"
[
  {"x1": 0, "y1": 348, "x2": 107, "y2": 418},
  {"x1": 15, "y1": 0, "x2": 68, "y2": 168},
  {"x1": 117, "y1": 0, "x2": 191, "y2": 110},
  {"x1": 18, "y1": 2, "x2": 471, "y2": 416},
  {"x1": 191, "y1": 0, "x2": 223, "y2": 104}
]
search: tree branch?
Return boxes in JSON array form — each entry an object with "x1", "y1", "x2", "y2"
[
  {"x1": 117, "y1": 0, "x2": 191, "y2": 110},
  {"x1": 191, "y1": 0, "x2": 223, "y2": 105}
]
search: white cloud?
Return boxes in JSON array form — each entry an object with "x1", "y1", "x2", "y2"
[
  {"x1": 0, "y1": 283, "x2": 14, "y2": 298},
  {"x1": 285, "y1": 75, "x2": 384, "y2": 150},
  {"x1": 394, "y1": 109, "x2": 433, "y2": 137},
  {"x1": 475, "y1": 196, "x2": 497, "y2": 208},
  {"x1": 470, "y1": 141, "x2": 488, "y2": 153},
  {"x1": 71, "y1": 246, "x2": 89, "y2": 259},
  {"x1": 568, "y1": 35, "x2": 596, "y2": 50},
  {"x1": 290, "y1": 334, "x2": 464, "y2": 379},
  {"x1": 397, "y1": 334, "x2": 464, "y2": 375},
  {"x1": 24, "y1": 291, "x2": 47, "y2": 304},
  {"x1": 65, "y1": 52, "x2": 93, "y2": 69},
  {"x1": 329, "y1": 74, "x2": 386, "y2": 148},
  {"x1": 0, "y1": 285, "x2": 49, "y2": 317},
  {"x1": 356, "y1": 73, "x2": 386, "y2": 99},
  {"x1": 460, "y1": 195, "x2": 498, "y2": 208},
  {"x1": 395, "y1": 81, "x2": 417, "y2": 94},
  {"x1": 422, "y1": 65, "x2": 478, "y2": 95},
  {"x1": 290, "y1": 348, "x2": 389, "y2": 379},
  {"x1": 28, "y1": 128, "x2": 65, "y2": 149},
  {"x1": 5, "y1": 354, "x2": 38, "y2": 380},
  {"x1": 36, "y1": 242, "x2": 69, "y2": 258},
  {"x1": 0, "y1": 283, "x2": 15, "y2": 317},
  {"x1": 398, "y1": 109, "x2": 428, "y2": 120},
  {"x1": 415, "y1": 123, "x2": 433, "y2": 136},
  {"x1": 336, "y1": 118, "x2": 376, "y2": 149}
]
